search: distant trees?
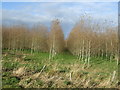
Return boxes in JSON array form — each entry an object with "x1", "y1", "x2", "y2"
[
  {"x1": 2, "y1": 18, "x2": 118, "y2": 61},
  {"x1": 2, "y1": 19, "x2": 65, "y2": 56},
  {"x1": 48, "y1": 19, "x2": 65, "y2": 59},
  {"x1": 105, "y1": 27, "x2": 118, "y2": 62},
  {"x1": 67, "y1": 17, "x2": 118, "y2": 64},
  {"x1": 67, "y1": 17, "x2": 93, "y2": 65},
  {"x1": 31, "y1": 24, "x2": 48, "y2": 54},
  {"x1": 2, "y1": 24, "x2": 49, "y2": 53},
  {"x1": 2, "y1": 26, "x2": 9, "y2": 49},
  {"x1": 2, "y1": 25, "x2": 29, "y2": 51}
]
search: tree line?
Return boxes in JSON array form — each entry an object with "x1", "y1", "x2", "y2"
[{"x1": 2, "y1": 18, "x2": 118, "y2": 62}]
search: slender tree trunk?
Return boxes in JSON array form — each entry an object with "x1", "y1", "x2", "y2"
[
  {"x1": 49, "y1": 46, "x2": 52, "y2": 60},
  {"x1": 106, "y1": 42, "x2": 108, "y2": 59},
  {"x1": 49, "y1": 34, "x2": 56, "y2": 60},
  {"x1": 87, "y1": 41, "x2": 91, "y2": 66},
  {"x1": 101, "y1": 49, "x2": 104, "y2": 59},
  {"x1": 78, "y1": 48, "x2": 82, "y2": 60},
  {"x1": 82, "y1": 40, "x2": 85, "y2": 61},
  {"x1": 31, "y1": 41, "x2": 34, "y2": 54},
  {"x1": 110, "y1": 40, "x2": 113, "y2": 61}
]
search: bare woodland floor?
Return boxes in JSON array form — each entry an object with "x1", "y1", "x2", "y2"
[{"x1": 2, "y1": 49, "x2": 118, "y2": 88}]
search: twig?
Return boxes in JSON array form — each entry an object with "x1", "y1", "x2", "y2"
[
  {"x1": 40, "y1": 65, "x2": 46, "y2": 74},
  {"x1": 32, "y1": 65, "x2": 46, "y2": 79},
  {"x1": 70, "y1": 72, "x2": 72, "y2": 81},
  {"x1": 111, "y1": 71, "x2": 116, "y2": 83},
  {"x1": 107, "y1": 71, "x2": 116, "y2": 86}
]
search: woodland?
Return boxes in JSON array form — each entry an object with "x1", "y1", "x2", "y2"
[{"x1": 2, "y1": 16, "x2": 119, "y2": 88}]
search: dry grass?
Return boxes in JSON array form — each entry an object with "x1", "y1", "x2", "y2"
[
  {"x1": 2, "y1": 50, "x2": 118, "y2": 88},
  {"x1": 14, "y1": 61, "x2": 117, "y2": 88}
]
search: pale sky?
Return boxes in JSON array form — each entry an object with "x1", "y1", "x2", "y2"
[{"x1": 1, "y1": 2, "x2": 118, "y2": 38}]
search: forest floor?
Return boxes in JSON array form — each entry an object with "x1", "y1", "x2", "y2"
[{"x1": 2, "y1": 50, "x2": 118, "y2": 88}]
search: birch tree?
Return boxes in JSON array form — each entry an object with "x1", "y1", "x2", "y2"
[{"x1": 48, "y1": 19, "x2": 65, "y2": 59}]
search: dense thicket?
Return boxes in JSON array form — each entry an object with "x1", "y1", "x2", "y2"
[
  {"x1": 2, "y1": 18, "x2": 118, "y2": 61},
  {"x1": 67, "y1": 17, "x2": 118, "y2": 64},
  {"x1": 48, "y1": 19, "x2": 65, "y2": 59},
  {"x1": 2, "y1": 25, "x2": 49, "y2": 53}
]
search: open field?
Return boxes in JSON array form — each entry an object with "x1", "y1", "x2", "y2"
[{"x1": 2, "y1": 49, "x2": 118, "y2": 88}]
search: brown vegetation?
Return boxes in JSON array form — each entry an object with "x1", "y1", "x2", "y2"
[
  {"x1": 2, "y1": 18, "x2": 118, "y2": 62},
  {"x1": 67, "y1": 17, "x2": 118, "y2": 63}
]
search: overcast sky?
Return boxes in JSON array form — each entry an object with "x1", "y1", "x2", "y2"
[
  {"x1": 2, "y1": 0, "x2": 119, "y2": 2},
  {"x1": 2, "y1": 2, "x2": 118, "y2": 38}
]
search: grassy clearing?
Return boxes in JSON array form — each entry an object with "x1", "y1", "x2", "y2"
[{"x1": 2, "y1": 50, "x2": 118, "y2": 88}]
